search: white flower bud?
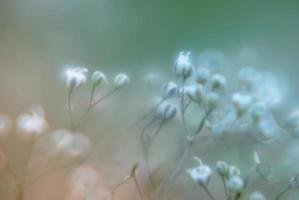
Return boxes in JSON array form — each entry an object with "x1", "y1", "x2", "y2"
[
  {"x1": 64, "y1": 66, "x2": 88, "y2": 90},
  {"x1": 216, "y1": 161, "x2": 228, "y2": 177},
  {"x1": 187, "y1": 164, "x2": 212, "y2": 186},
  {"x1": 227, "y1": 176, "x2": 244, "y2": 193},
  {"x1": 174, "y1": 51, "x2": 193, "y2": 79},
  {"x1": 91, "y1": 71, "x2": 107, "y2": 86},
  {"x1": 232, "y1": 93, "x2": 253, "y2": 116},
  {"x1": 248, "y1": 191, "x2": 266, "y2": 200},
  {"x1": 162, "y1": 82, "x2": 177, "y2": 99},
  {"x1": 186, "y1": 84, "x2": 204, "y2": 103},
  {"x1": 250, "y1": 103, "x2": 266, "y2": 123},
  {"x1": 0, "y1": 114, "x2": 12, "y2": 139},
  {"x1": 228, "y1": 166, "x2": 240, "y2": 178},
  {"x1": 205, "y1": 92, "x2": 220, "y2": 109},
  {"x1": 211, "y1": 74, "x2": 227, "y2": 91},
  {"x1": 16, "y1": 105, "x2": 48, "y2": 139},
  {"x1": 113, "y1": 73, "x2": 130, "y2": 89},
  {"x1": 157, "y1": 103, "x2": 177, "y2": 120},
  {"x1": 194, "y1": 68, "x2": 210, "y2": 84}
]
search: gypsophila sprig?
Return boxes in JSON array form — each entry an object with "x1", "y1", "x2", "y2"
[{"x1": 64, "y1": 66, "x2": 88, "y2": 90}]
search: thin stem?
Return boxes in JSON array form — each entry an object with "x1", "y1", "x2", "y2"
[
  {"x1": 195, "y1": 108, "x2": 213, "y2": 136},
  {"x1": 221, "y1": 176, "x2": 228, "y2": 198},
  {"x1": 89, "y1": 85, "x2": 96, "y2": 104},
  {"x1": 275, "y1": 186, "x2": 289, "y2": 200},
  {"x1": 67, "y1": 89, "x2": 74, "y2": 130},
  {"x1": 89, "y1": 89, "x2": 117, "y2": 110},
  {"x1": 149, "y1": 120, "x2": 165, "y2": 141},
  {"x1": 201, "y1": 185, "x2": 216, "y2": 200}
]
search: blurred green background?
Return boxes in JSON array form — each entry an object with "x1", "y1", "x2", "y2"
[{"x1": 1, "y1": 0, "x2": 299, "y2": 113}]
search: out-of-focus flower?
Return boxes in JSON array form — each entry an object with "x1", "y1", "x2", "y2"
[
  {"x1": 47, "y1": 129, "x2": 74, "y2": 158},
  {"x1": 64, "y1": 66, "x2": 88, "y2": 90},
  {"x1": 186, "y1": 157, "x2": 212, "y2": 186},
  {"x1": 0, "y1": 114, "x2": 12, "y2": 139},
  {"x1": 232, "y1": 93, "x2": 253, "y2": 116},
  {"x1": 210, "y1": 74, "x2": 227, "y2": 91},
  {"x1": 248, "y1": 191, "x2": 266, "y2": 200},
  {"x1": 162, "y1": 82, "x2": 177, "y2": 99},
  {"x1": 205, "y1": 92, "x2": 220, "y2": 109},
  {"x1": 186, "y1": 84, "x2": 204, "y2": 104},
  {"x1": 194, "y1": 68, "x2": 210, "y2": 84},
  {"x1": 113, "y1": 73, "x2": 130, "y2": 89},
  {"x1": 69, "y1": 166, "x2": 99, "y2": 194},
  {"x1": 91, "y1": 71, "x2": 107, "y2": 87},
  {"x1": 227, "y1": 176, "x2": 244, "y2": 193},
  {"x1": 157, "y1": 102, "x2": 177, "y2": 120},
  {"x1": 250, "y1": 103, "x2": 266, "y2": 123},
  {"x1": 67, "y1": 133, "x2": 91, "y2": 159},
  {"x1": 16, "y1": 105, "x2": 48, "y2": 139},
  {"x1": 288, "y1": 175, "x2": 299, "y2": 189},
  {"x1": 174, "y1": 51, "x2": 193, "y2": 79}
]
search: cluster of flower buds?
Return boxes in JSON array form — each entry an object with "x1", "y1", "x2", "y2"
[
  {"x1": 174, "y1": 51, "x2": 193, "y2": 79},
  {"x1": 63, "y1": 65, "x2": 130, "y2": 91}
]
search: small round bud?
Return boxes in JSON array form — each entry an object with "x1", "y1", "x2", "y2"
[
  {"x1": 228, "y1": 166, "x2": 240, "y2": 178},
  {"x1": 194, "y1": 68, "x2": 210, "y2": 84},
  {"x1": 216, "y1": 161, "x2": 228, "y2": 177},
  {"x1": 248, "y1": 191, "x2": 266, "y2": 200},
  {"x1": 186, "y1": 84, "x2": 204, "y2": 104},
  {"x1": 227, "y1": 176, "x2": 244, "y2": 193},
  {"x1": 113, "y1": 73, "x2": 130, "y2": 89},
  {"x1": 232, "y1": 93, "x2": 253, "y2": 116},
  {"x1": 187, "y1": 164, "x2": 212, "y2": 186},
  {"x1": 174, "y1": 51, "x2": 193, "y2": 79},
  {"x1": 91, "y1": 71, "x2": 107, "y2": 86},
  {"x1": 162, "y1": 82, "x2": 177, "y2": 99},
  {"x1": 157, "y1": 103, "x2": 177, "y2": 120},
  {"x1": 211, "y1": 74, "x2": 227, "y2": 91},
  {"x1": 205, "y1": 92, "x2": 220, "y2": 109},
  {"x1": 64, "y1": 66, "x2": 88, "y2": 90},
  {"x1": 0, "y1": 114, "x2": 12, "y2": 139},
  {"x1": 250, "y1": 103, "x2": 266, "y2": 123}
]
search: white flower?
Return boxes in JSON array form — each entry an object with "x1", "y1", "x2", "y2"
[
  {"x1": 47, "y1": 130, "x2": 74, "y2": 157},
  {"x1": 113, "y1": 73, "x2": 130, "y2": 89},
  {"x1": 162, "y1": 82, "x2": 177, "y2": 99},
  {"x1": 248, "y1": 191, "x2": 266, "y2": 200},
  {"x1": 0, "y1": 114, "x2": 12, "y2": 139},
  {"x1": 227, "y1": 176, "x2": 244, "y2": 193},
  {"x1": 186, "y1": 158, "x2": 212, "y2": 186},
  {"x1": 67, "y1": 133, "x2": 91, "y2": 159},
  {"x1": 289, "y1": 175, "x2": 299, "y2": 189},
  {"x1": 232, "y1": 93, "x2": 253, "y2": 116},
  {"x1": 91, "y1": 71, "x2": 107, "y2": 86},
  {"x1": 174, "y1": 51, "x2": 193, "y2": 79},
  {"x1": 194, "y1": 68, "x2": 210, "y2": 84},
  {"x1": 157, "y1": 102, "x2": 177, "y2": 120},
  {"x1": 185, "y1": 84, "x2": 204, "y2": 103},
  {"x1": 211, "y1": 74, "x2": 227, "y2": 91},
  {"x1": 216, "y1": 161, "x2": 228, "y2": 177},
  {"x1": 64, "y1": 66, "x2": 88, "y2": 90},
  {"x1": 16, "y1": 105, "x2": 48, "y2": 138}
]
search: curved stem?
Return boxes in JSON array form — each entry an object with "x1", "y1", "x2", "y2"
[
  {"x1": 89, "y1": 89, "x2": 117, "y2": 110},
  {"x1": 275, "y1": 186, "x2": 289, "y2": 200},
  {"x1": 221, "y1": 176, "x2": 228, "y2": 198}
]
